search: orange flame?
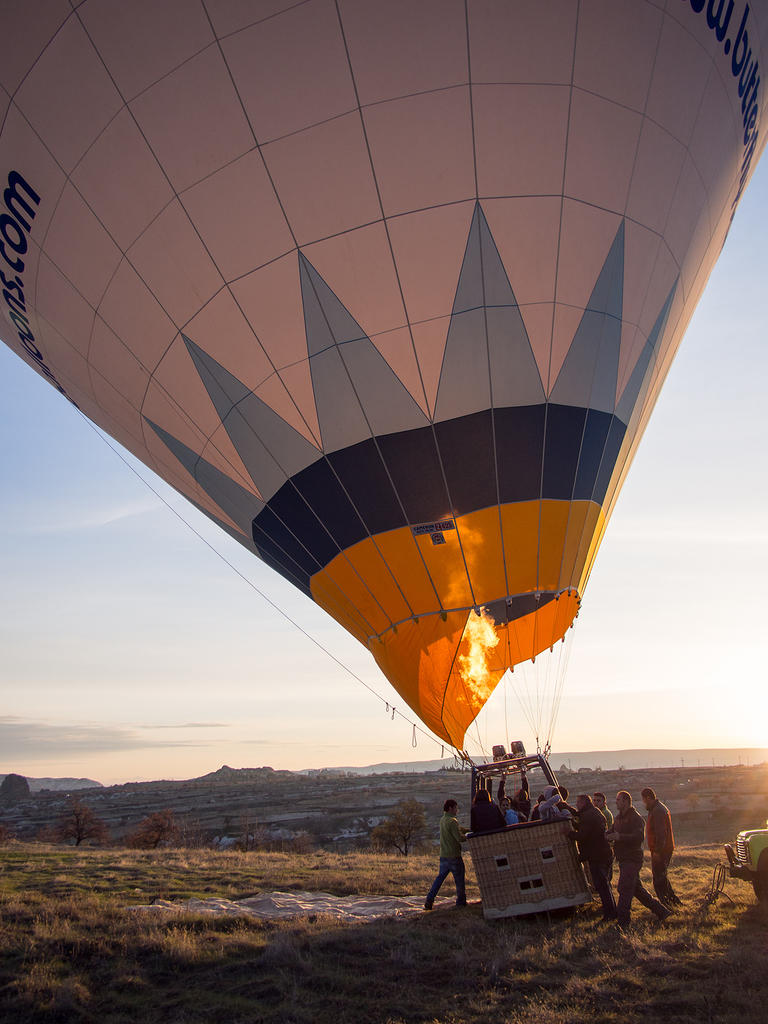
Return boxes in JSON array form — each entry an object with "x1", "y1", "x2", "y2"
[{"x1": 457, "y1": 607, "x2": 500, "y2": 701}]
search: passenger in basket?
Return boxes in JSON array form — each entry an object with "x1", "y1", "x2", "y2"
[
  {"x1": 500, "y1": 797, "x2": 519, "y2": 825},
  {"x1": 567, "y1": 794, "x2": 616, "y2": 921},
  {"x1": 497, "y1": 770, "x2": 532, "y2": 820},
  {"x1": 470, "y1": 789, "x2": 506, "y2": 833},
  {"x1": 510, "y1": 796, "x2": 529, "y2": 821},
  {"x1": 424, "y1": 799, "x2": 467, "y2": 910},
  {"x1": 540, "y1": 785, "x2": 575, "y2": 822},
  {"x1": 530, "y1": 793, "x2": 546, "y2": 820},
  {"x1": 516, "y1": 771, "x2": 532, "y2": 819}
]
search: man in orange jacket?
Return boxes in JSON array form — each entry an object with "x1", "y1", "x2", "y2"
[{"x1": 642, "y1": 787, "x2": 682, "y2": 907}]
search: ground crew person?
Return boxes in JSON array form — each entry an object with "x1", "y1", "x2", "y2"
[{"x1": 424, "y1": 799, "x2": 467, "y2": 909}]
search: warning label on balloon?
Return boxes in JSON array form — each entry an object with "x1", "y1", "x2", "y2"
[{"x1": 412, "y1": 520, "x2": 456, "y2": 546}]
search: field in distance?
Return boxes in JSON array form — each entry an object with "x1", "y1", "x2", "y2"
[{"x1": 1, "y1": 842, "x2": 766, "y2": 1023}]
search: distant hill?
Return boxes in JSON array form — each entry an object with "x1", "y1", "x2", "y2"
[
  {"x1": 550, "y1": 749, "x2": 768, "y2": 771},
  {"x1": 316, "y1": 748, "x2": 768, "y2": 775},
  {"x1": 0, "y1": 775, "x2": 102, "y2": 792},
  {"x1": 194, "y1": 765, "x2": 292, "y2": 784}
]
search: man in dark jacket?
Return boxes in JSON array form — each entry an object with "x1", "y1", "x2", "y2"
[
  {"x1": 568, "y1": 793, "x2": 616, "y2": 920},
  {"x1": 642, "y1": 787, "x2": 682, "y2": 907},
  {"x1": 606, "y1": 791, "x2": 671, "y2": 928}
]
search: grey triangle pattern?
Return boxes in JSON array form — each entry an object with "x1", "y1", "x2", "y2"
[
  {"x1": 615, "y1": 281, "x2": 677, "y2": 426},
  {"x1": 451, "y1": 203, "x2": 485, "y2": 316},
  {"x1": 487, "y1": 304, "x2": 547, "y2": 409},
  {"x1": 435, "y1": 203, "x2": 545, "y2": 422},
  {"x1": 145, "y1": 417, "x2": 264, "y2": 536},
  {"x1": 299, "y1": 252, "x2": 429, "y2": 453},
  {"x1": 183, "y1": 334, "x2": 321, "y2": 503},
  {"x1": 299, "y1": 253, "x2": 368, "y2": 355},
  {"x1": 189, "y1": 497, "x2": 260, "y2": 556},
  {"x1": 434, "y1": 306, "x2": 491, "y2": 421},
  {"x1": 550, "y1": 221, "x2": 625, "y2": 413}
]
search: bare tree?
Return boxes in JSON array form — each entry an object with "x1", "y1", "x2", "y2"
[
  {"x1": 57, "y1": 796, "x2": 110, "y2": 847},
  {"x1": 130, "y1": 809, "x2": 178, "y2": 849},
  {"x1": 176, "y1": 814, "x2": 206, "y2": 849},
  {"x1": 371, "y1": 798, "x2": 428, "y2": 856},
  {"x1": 238, "y1": 809, "x2": 262, "y2": 851}
]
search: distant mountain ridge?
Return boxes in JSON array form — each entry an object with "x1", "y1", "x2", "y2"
[
  {"x1": 311, "y1": 748, "x2": 768, "y2": 775},
  {"x1": 0, "y1": 775, "x2": 102, "y2": 792}
]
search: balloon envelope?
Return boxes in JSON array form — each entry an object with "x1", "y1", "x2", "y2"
[{"x1": 1, "y1": 1, "x2": 766, "y2": 747}]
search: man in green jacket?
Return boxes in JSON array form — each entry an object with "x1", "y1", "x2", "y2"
[
  {"x1": 424, "y1": 799, "x2": 467, "y2": 909},
  {"x1": 594, "y1": 792, "x2": 614, "y2": 829}
]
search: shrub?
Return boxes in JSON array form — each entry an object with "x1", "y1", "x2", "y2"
[
  {"x1": 370, "y1": 798, "x2": 428, "y2": 856},
  {"x1": 129, "y1": 809, "x2": 178, "y2": 849},
  {"x1": 56, "y1": 797, "x2": 110, "y2": 847}
]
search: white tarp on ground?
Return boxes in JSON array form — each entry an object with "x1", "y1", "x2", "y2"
[{"x1": 129, "y1": 890, "x2": 438, "y2": 921}]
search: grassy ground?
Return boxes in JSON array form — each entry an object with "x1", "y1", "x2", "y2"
[{"x1": 1, "y1": 843, "x2": 765, "y2": 1023}]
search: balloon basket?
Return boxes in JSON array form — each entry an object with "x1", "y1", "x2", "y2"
[{"x1": 467, "y1": 819, "x2": 590, "y2": 919}]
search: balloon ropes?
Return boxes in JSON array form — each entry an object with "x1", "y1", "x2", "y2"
[{"x1": 2, "y1": 1, "x2": 767, "y2": 755}]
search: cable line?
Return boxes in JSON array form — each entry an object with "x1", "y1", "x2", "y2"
[{"x1": 76, "y1": 411, "x2": 455, "y2": 758}]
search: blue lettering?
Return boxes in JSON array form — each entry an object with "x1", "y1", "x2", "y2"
[
  {"x1": 3, "y1": 288, "x2": 25, "y2": 313},
  {"x1": 0, "y1": 213, "x2": 27, "y2": 254},
  {"x1": 707, "y1": 0, "x2": 734, "y2": 40},
  {"x1": 739, "y1": 53, "x2": 756, "y2": 95},
  {"x1": 731, "y1": 5, "x2": 750, "y2": 76},
  {"x1": 682, "y1": 1, "x2": 761, "y2": 210},
  {"x1": 3, "y1": 171, "x2": 40, "y2": 233},
  {"x1": 0, "y1": 240, "x2": 24, "y2": 272},
  {"x1": 0, "y1": 169, "x2": 76, "y2": 405}
]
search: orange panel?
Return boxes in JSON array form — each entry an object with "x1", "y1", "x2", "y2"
[
  {"x1": 573, "y1": 502, "x2": 605, "y2": 591},
  {"x1": 506, "y1": 593, "x2": 579, "y2": 666},
  {"x1": 578, "y1": 510, "x2": 609, "y2": 593},
  {"x1": 370, "y1": 610, "x2": 468, "y2": 741},
  {"x1": 558, "y1": 500, "x2": 601, "y2": 589},
  {"x1": 500, "y1": 501, "x2": 539, "y2": 594},
  {"x1": 310, "y1": 571, "x2": 374, "y2": 645},
  {"x1": 415, "y1": 524, "x2": 473, "y2": 610},
  {"x1": 374, "y1": 527, "x2": 440, "y2": 616},
  {"x1": 319, "y1": 553, "x2": 391, "y2": 635},
  {"x1": 456, "y1": 506, "x2": 508, "y2": 606},
  {"x1": 341, "y1": 537, "x2": 413, "y2": 625},
  {"x1": 537, "y1": 500, "x2": 570, "y2": 590}
]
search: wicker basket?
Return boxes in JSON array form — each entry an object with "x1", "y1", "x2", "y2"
[{"x1": 467, "y1": 819, "x2": 591, "y2": 919}]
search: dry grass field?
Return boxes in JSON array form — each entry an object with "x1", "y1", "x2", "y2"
[{"x1": 1, "y1": 842, "x2": 766, "y2": 1023}]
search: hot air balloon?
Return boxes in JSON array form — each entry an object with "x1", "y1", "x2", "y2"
[{"x1": 1, "y1": 0, "x2": 766, "y2": 753}]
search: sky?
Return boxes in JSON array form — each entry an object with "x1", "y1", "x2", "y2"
[{"x1": 2, "y1": 165, "x2": 768, "y2": 785}]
